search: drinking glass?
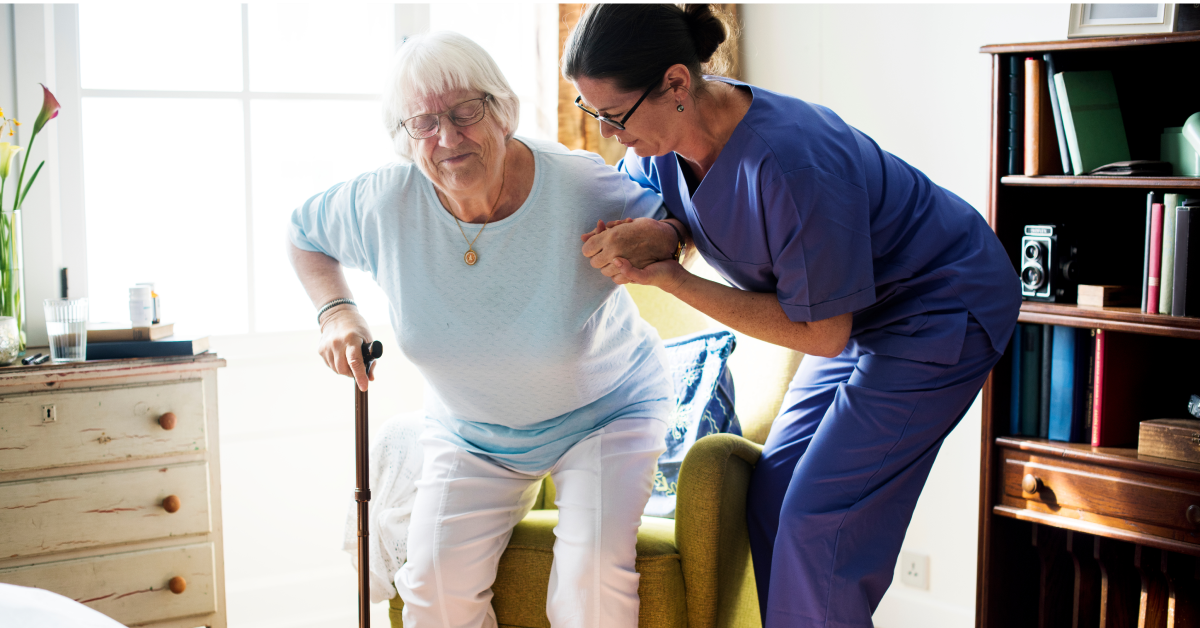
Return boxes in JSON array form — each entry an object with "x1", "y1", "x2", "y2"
[{"x1": 44, "y1": 298, "x2": 89, "y2": 362}]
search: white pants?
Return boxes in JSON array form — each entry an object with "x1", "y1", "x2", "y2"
[{"x1": 394, "y1": 418, "x2": 668, "y2": 628}]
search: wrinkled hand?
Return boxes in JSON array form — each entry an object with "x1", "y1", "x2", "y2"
[
  {"x1": 580, "y1": 217, "x2": 677, "y2": 273},
  {"x1": 318, "y1": 306, "x2": 375, "y2": 392},
  {"x1": 605, "y1": 257, "x2": 690, "y2": 293}
]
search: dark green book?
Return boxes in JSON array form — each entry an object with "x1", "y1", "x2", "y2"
[
  {"x1": 86, "y1": 335, "x2": 209, "y2": 360},
  {"x1": 1019, "y1": 323, "x2": 1041, "y2": 436},
  {"x1": 1054, "y1": 70, "x2": 1130, "y2": 175}
]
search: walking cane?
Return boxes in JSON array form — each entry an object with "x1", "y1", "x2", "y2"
[{"x1": 356, "y1": 340, "x2": 383, "y2": 628}]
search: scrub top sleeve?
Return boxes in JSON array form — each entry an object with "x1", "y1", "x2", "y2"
[
  {"x1": 616, "y1": 149, "x2": 661, "y2": 194},
  {"x1": 768, "y1": 168, "x2": 877, "y2": 323},
  {"x1": 288, "y1": 176, "x2": 374, "y2": 275}
]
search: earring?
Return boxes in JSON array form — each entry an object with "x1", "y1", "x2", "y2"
[{"x1": 677, "y1": 104, "x2": 685, "y2": 112}]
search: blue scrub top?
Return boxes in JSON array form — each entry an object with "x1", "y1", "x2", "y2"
[{"x1": 619, "y1": 78, "x2": 1020, "y2": 365}]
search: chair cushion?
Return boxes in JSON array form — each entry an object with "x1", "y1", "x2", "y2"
[{"x1": 388, "y1": 511, "x2": 686, "y2": 628}]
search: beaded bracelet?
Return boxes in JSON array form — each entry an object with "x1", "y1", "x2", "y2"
[{"x1": 317, "y1": 298, "x2": 356, "y2": 324}]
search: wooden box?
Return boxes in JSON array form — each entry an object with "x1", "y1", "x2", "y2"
[{"x1": 1138, "y1": 418, "x2": 1200, "y2": 464}]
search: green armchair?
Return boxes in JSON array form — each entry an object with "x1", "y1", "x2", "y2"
[{"x1": 388, "y1": 278, "x2": 802, "y2": 628}]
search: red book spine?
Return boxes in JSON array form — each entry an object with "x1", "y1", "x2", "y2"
[
  {"x1": 1090, "y1": 329, "x2": 1105, "y2": 447},
  {"x1": 1147, "y1": 203, "x2": 1165, "y2": 313}
]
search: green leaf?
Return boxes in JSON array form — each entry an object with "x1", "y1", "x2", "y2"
[{"x1": 16, "y1": 161, "x2": 43, "y2": 210}]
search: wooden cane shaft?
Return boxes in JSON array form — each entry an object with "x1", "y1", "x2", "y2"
[{"x1": 356, "y1": 381, "x2": 370, "y2": 628}]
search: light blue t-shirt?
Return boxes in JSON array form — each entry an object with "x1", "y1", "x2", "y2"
[{"x1": 290, "y1": 136, "x2": 672, "y2": 472}]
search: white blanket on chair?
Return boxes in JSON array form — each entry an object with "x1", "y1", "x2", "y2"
[{"x1": 342, "y1": 412, "x2": 425, "y2": 604}]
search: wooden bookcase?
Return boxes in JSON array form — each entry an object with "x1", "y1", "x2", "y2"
[{"x1": 978, "y1": 33, "x2": 1200, "y2": 628}]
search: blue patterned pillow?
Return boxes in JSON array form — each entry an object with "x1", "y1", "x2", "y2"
[{"x1": 644, "y1": 329, "x2": 740, "y2": 518}]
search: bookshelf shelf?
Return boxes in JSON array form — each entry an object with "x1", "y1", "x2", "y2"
[
  {"x1": 980, "y1": 31, "x2": 1200, "y2": 54},
  {"x1": 1001, "y1": 175, "x2": 1200, "y2": 190},
  {"x1": 995, "y1": 436, "x2": 1200, "y2": 481},
  {"x1": 1017, "y1": 302, "x2": 1200, "y2": 339}
]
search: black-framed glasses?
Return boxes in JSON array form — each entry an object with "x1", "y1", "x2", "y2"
[
  {"x1": 401, "y1": 96, "x2": 490, "y2": 140},
  {"x1": 575, "y1": 83, "x2": 657, "y2": 131}
]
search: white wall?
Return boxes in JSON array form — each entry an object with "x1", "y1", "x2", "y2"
[{"x1": 740, "y1": 5, "x2": 1067, "y2": 627}]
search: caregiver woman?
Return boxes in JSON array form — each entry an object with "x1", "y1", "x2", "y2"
[{"x1": 565, "y1": 5, "x2": 1021, "y2": 627}]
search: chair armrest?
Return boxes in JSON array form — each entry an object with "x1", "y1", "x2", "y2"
[{"x1": 674, "y1": 433, "x2": 763, "y2": 628}]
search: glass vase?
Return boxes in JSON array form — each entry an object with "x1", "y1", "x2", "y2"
[{"x1": 0, "y1": 209, "x2": 26, "y2": 355}]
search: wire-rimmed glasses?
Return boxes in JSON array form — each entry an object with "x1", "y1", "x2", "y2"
[
  {"x1": 401, "y1": 96, "x2": 490, "y2": 140},
  {"x1": 574, "y1": 83, "x2": 657, "y2": 132}
]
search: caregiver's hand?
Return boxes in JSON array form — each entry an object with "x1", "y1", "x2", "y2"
[
  {"x1": 318, "y1": 306, "x2": 375, "y2": 392},
  {"x1": 581, "y1": 217, "x2": 678, "y2": 272},
  {"x1": 606, "y1": 257, "x2": 690, "y2": 294}
]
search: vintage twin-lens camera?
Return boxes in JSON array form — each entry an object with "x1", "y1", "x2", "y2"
[{"x1": 1021, "y1": 224, "x2": 1078, "y2": 302}]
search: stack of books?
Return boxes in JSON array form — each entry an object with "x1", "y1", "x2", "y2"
[
  {"x1": 1140, "y1": 193, "x2": 1200, "y2": 315},
  {"x1": 1009, "y1": 323, "x2": 1168, "y2": 447},
  {"x1": 85, "y1": 322, "x2": 209, "y2": 360}
]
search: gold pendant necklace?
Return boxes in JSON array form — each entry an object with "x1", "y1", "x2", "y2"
[{"x1": 450, "y1": 163, "x2": 507, "y2": 266}]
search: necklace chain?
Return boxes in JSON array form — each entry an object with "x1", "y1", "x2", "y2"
[{"x1": 449, "y1": 160, "x2": 508, "y2": 266}]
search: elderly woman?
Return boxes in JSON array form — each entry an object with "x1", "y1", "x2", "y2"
[{"x1": 287, "y1": 32, "x2": 675, "y2": 628}]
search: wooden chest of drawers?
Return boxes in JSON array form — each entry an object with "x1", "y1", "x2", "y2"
[{"x1": 0, "y1": 354, "x2": 227, "y2": 628}]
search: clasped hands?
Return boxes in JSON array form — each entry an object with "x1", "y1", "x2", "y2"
[{"x1": 580, "y1": 217, "x2": 689, "y2": 292}]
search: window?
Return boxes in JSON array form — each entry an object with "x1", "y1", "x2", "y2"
[{"x1": 76, "y1": 3, "x2": 558, "y2": 335}]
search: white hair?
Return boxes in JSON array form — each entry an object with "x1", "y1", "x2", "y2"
[{"x1": 382, "y1": 31, "x2": 521, "y2": 162}]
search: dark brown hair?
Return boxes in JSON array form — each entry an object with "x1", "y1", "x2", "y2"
[{"x1": 562, "y1": 4, "x2": 734, "y2": 93}]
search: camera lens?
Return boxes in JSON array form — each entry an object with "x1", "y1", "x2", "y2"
[
  {"x1": 1021, "y1": 266, "x2": 1044, "y2": 290},
  {"x1": 1024, "y1": 243, "x2": 1042, "y2": 260}
]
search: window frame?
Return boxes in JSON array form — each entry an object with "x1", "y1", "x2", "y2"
[{"x1": 31, "y1": 3, "x2": 430, "y2": 337}]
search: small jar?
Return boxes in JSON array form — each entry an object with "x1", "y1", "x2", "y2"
[
  {"x1": 135, "y1": 282, "x2": 161, "y2": 324},
  {"x1": 129, "y1": 286, "x2": 153, "y2": 327}
]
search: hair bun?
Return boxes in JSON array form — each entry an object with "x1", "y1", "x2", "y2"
[{"x1": 681, "y1": 4, "x2": 728, "y2": 64}]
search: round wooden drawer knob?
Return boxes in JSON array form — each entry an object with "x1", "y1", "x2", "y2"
[
  {"x1": 1188, "y1": 504, "x2": 1200, "y2": 528},
  {"x1": 168, "y1": 576, "x2": 186, "y2": 594},
  {"x1": 1022, "y1": 474, "x2": 1043, "y2": 494},
  {"x1": 162, "y1": 495, "x2": 181, "y2": 513},
  {"x1": 158, "y1": 412, "x2": 177, "y2": 430}
]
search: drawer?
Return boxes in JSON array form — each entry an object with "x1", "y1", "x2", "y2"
[
  {"x1": 1002, "y1": 456, "x2": 1200, "y2": 533},
  {"x1": 0, "y1": 462, "x2": 211, "y2": 559},
  {"x1": 0, "y1": 542, "x2": 217, "y2": 626},
  {"x1": 0, "y1": 380, "x2": 207, "y2": 473}
]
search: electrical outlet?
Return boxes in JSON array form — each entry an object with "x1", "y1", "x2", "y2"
[{"x1": 900, "y1": 551, "x2": 929, "y2": 590}]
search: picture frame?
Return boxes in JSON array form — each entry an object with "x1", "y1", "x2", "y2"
[{"x1": 1067, "y1": 3, "x2": 1177, "y2": 38}]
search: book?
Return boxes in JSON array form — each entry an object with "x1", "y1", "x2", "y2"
[
  {"x1": 1007, "y1": 55, "x2": 1023, "y2": 176},
  {"x1": 1024, "y1": 58, "x2": 1062, "y2": 176},
  {"x1": 1048, "y1": 326, "x2": 1076, "y2": 442},
  {"x1": 1147, "y1": 202, "x2": 1165, "y2": 314},
  {"x1": 1043, "y1": 53, "x2": 1072, "y2": 175},
  {"x1": 1019, "y1": 323, "x2": 1041, "y2": 436},
  {"x1": 86, "y1": 321, "x2": 175, "y2": 343},
  {"x1": 1159, "y1": 195, "x2": 1183, "y2": 315},
  {"x1": 1038, "y1": 324, "x2": 1052, "y2": 438},
  {"x1": 1081, "y1": 329, "x2": 1097, "y2": 441},
  {"x1": 86, "y1": 335, "x2": 209, "y2": 360},
  {"x1": 1143, "y1": 192, "x2": 1160, "y2": 312},
  {"x1": 1090, "y1": 330, "x2": 1151, "y2": 448},
  {"x1": 1053, "y1": 71, "x2": 1131, "y2": 175},
  {"x1": 1009, "y1": 324, "x2": 1023, "y2": 436},
  {"x1": 1173, "y1": 205, "x2": 1193, "y2": 316}
]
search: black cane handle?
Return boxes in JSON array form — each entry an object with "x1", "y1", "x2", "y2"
[{"x1": 361, "y1": 340, "x2": 383, "y2": 372}]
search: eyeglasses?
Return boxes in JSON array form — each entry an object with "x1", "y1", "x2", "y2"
[
  {"x1": 401, "y1": 96, "x2": 490, "y2": 140},
  {"x1": 574, "y1": 83, "x2": 657, "y2": 132}
]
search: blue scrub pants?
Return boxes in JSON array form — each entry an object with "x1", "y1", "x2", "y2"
[{"x1": 746, "y1": 315, "x2": 1003, "y2": 628}]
